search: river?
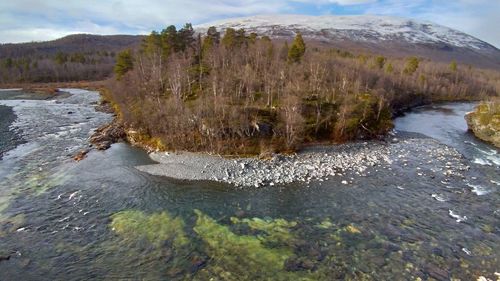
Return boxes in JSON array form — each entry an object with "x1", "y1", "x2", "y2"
[{"x1": 0, "y1": 90, "x2": 498, "y2": 280}]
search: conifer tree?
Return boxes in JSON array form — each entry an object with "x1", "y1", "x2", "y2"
[
  {"x1": 142, "y1": 31, "x2": 162, "y2": 56},
  {"x1": 178, "y1": 23, "x2": 195, "y2": 51},
  {"x1": 403, "y1": 56, "x2": 419, "y2": 75},
  {"x1": 161, "y1": 25, "x2": 178, "y2": 57},
  {"x1": 375, "y1": 56, "x2": 386, "y2": 69},
  {"x1": 449, "y1": 60, "x2": 457, "y2": 72},
  {"x1": 222, "y1": 28, "x2": 237, "y2": 48},
  {"x1": 288, "y1": 33, "x2": 306, "y2": 63},
  {"x1": 207, "y1": 26, "x2": 220, "y2": 44},
  {"x1": 114, "y1": 50, "x2": 134, "y2": 80},
  {"x1": 202, "y1": 27, "x2": 220, "y2": 57}
]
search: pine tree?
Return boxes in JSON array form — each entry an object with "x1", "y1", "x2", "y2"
[
  {"x1": 222, "y1": 28, "x2": 237, "y2": 49},
  {"x1": 201, "y1": 27, "x2": 220, "y2": 57},
  {"x1": 403, "y1": 57, "x2": 419, "y2": 75},
  {"x1": 288, "y1": 33, "x2": 306, "y2": 63},
  {"x1": 249, "y1": 32, "x2": 258, "y2": 44},
  {"x1": 114, "y1": 50, "x2": 134, "y2": 80},
  {"x1": 207, "y1": 26, "x2": 220, "y2": 44},
  {"x1": 375, "y1": 56, "x2": 386, "y2": 69},
  {"x1": 142, "y1": 31, "x2": 162, "y2": 56},
  {"x1": 221, "y1": 28, "x2": 247, "y2": 49},
  {"x1": 178, "y1": 23, "x2": 195, "y2": 51},
  {"x1": 160, "y1": 25, "x2": 178, "y2": 57},
  {"x1": 449, "y1": 60, "x2": 457, "y2": 72}
]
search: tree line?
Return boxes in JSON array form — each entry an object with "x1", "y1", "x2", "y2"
[
  {"x1": 0, "y1": 51, "x2": 117, "y2": 83},
  {"x1": 0, "y1": 34, "x2": 141, "y2": 84},
  {"x1": 105, "y1": 24, "x2": 499, "y2": 155}
]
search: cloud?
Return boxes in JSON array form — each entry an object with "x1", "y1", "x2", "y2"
[
  {"x1": 0, "y1": 0, "x2": 498, "y2": 47},
  {"x1": 0, "y1": 0, "x2": 291, "y2": 43},
  {"x1": 291, "y1": 0, "x2": 375, "y2": 4}
]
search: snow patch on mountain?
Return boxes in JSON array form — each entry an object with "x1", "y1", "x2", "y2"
[{"x1": 195, "y1": 15, "x2": 494, "y2": 51}]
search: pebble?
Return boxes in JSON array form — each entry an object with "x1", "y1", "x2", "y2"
[{"x1": 139, "y1": 137, "x2": 470, "y2": 189}]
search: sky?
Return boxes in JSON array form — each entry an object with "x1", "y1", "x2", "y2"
[{"x1": 0, "y1": 0, "x2": 499, "y2": 47}]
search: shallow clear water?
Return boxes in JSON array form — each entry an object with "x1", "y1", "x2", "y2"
[
  {"x1": 0, "y1": 93, "x2": 498, "y2": 280},
  {"x1": 395, "y1": 102, "x2": 500, "y2": 167}
]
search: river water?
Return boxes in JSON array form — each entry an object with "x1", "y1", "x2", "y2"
[{"x1": 0, "y1": 90, "x2": 498, "y2": 280}]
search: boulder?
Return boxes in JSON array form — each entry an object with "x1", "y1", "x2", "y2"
[
  {"x1": 89, "y1": 121, "x2": 126, "y2": 150},
  {"x1": 465, "y1": 101, "x2": 500, "y2": 148}
]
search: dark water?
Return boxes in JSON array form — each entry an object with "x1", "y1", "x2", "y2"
[
  {"x1": 0, "y1": 105, "x2": 19, "y2": 160},
  {"x1": 0, "y1": 93, "x2": 498, "y2": 280}
]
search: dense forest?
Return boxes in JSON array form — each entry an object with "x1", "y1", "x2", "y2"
[
  {"x1": 105, "y1": 24, "x2": 500, "y2": 155},
  {"x1": 0, "y1": 34, "x2": 141, "y2": 83}
]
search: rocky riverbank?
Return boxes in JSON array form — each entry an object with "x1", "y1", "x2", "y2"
[
  {"x1": 465, "y1": 100, "x2": 500, "y2": 148},
  {"x1": 136, "y1": 132, "x2": 471, "y2": 188}
]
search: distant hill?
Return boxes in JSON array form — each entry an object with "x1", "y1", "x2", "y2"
[
  {"x1": 196, "y1": 15, "x2": 500, "y2": 70},
  {"x1": 0, "y1": 34, "x2": 143, "y2": 59},
  {"x1": 1, "y1": 15, "x2": 499, "y2": 84},
  {"x1": 0, "y1": 34, "x2": 144, "y2": 83}
]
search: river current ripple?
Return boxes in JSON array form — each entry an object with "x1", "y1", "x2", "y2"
[{"x1": 0, "y1": 91, "x2": 498, "y2": 280}]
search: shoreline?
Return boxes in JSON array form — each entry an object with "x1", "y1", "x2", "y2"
[
  {"x1": 0, "y1": 87, "x2": 481, "y2": 189},
  {"x1": 135, "y1": 132, "x2": 470, "y2": 188}
]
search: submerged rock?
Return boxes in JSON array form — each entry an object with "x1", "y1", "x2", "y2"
[
  {"x1": 424, "y1": 264, "x2": 450, "y2": 281},
  {"x1": 0, "y1": 252, "x2": 11, "y2": 263}
]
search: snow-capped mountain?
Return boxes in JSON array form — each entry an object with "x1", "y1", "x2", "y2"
[{"x1": 196, "y1": 15, "x2": 500, "y2": 69}]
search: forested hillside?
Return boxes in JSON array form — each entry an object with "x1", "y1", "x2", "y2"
[
  {"x1": 105, "y1": 24, "x2": 500, "y2": 155},
  {"x1": 0, "y1": 34, "x2": 142, "y2": 83}
]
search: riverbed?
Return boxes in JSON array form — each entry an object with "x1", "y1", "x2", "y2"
[{"x1": 0, "y1": 90, "x2": 498, "y2": 280}]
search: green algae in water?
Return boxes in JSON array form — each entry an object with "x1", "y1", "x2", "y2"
[
  {"x1": 110, "y1": 210, "x2": 188, "y2": 248},
  {"x1": 316, "y1": 218, "x2": 334, "y2": 229},
  {"x1": 97, "y1": 210, "x2": 193, "y2": 279},
  {"x1": 230, "y1": 216, "x2": 297, "y2": 245},
  {"x1": 193, "y1": 209, "x2": 323, "y2": 281}
]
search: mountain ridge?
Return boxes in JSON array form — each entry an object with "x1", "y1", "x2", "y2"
[
  {"x1": 195, "y1": 14, "x2": 500, "y2": 69},
  {"x1": 195, "y1": 14, "x2": 497, "y2": 50},
  {"x1": 0, "y1": 15, "x2": 499, "y2": 71}
]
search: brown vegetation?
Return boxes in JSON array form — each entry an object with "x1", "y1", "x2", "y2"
[
  {"x1": 0, "y1": 34, "x2": 141, "y2": 83},
  {"x1": 105, "y1": 26, "x2": 499, "y2": 155}
]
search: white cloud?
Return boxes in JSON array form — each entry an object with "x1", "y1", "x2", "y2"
[
  {"x1": 291, "y1": 0, "x2": 375, "y2": 4},
  {"x1": 0, "y1": 0, "x2": 498, "y2": 47}
]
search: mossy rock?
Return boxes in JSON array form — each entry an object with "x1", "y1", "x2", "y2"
[{"x1": 466, "y1": 100, "x2": 500, "y2": 148}]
